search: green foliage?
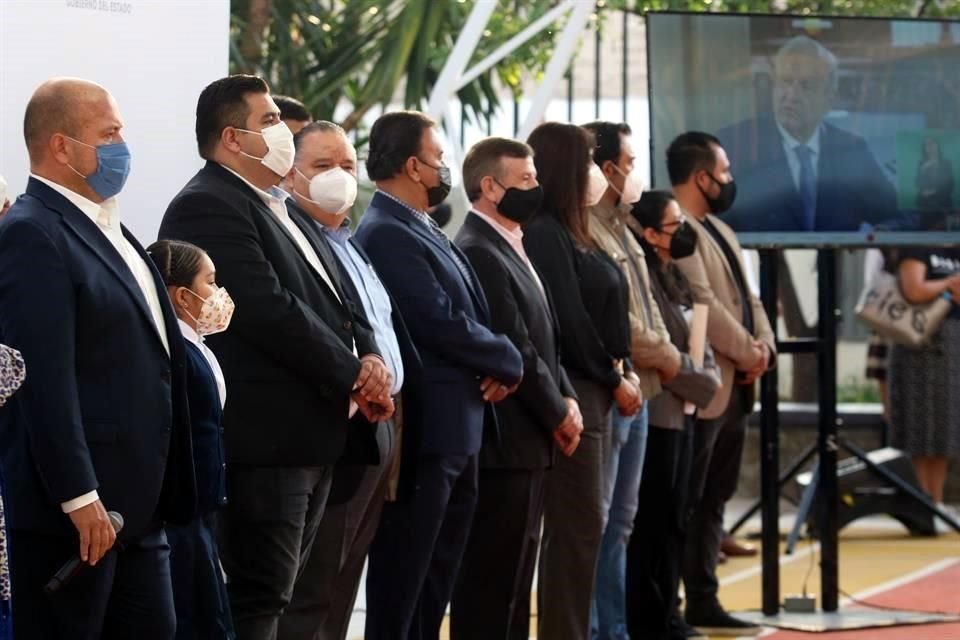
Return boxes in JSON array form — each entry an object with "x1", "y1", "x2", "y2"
[
  {"x1": 837, "y1": 375, "x2": 881, "y2": 403},
  {"x1": 230, "y1": 0, "x2": 960, "y2": 135}
]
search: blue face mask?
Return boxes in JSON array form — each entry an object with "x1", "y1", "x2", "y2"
[{"x1": 65, "y1": 136, "x2": 131, "y2": 200}]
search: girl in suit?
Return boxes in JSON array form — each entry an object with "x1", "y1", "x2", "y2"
[
  {"x1": 147, "y1": 240, "x2": 236, "y2": 640},
  {"x1": 0, "y1": 344, "x2": 26, "y2": 640}
]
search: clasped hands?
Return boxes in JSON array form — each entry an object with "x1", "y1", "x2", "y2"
[
  {"x1": 739, "y1": 340, "x2": 771, "y2": 385},
  {"x1": 352, "y1": 354, "x2": 395, "y2": 422},
  {"x1": 554, "y1": 397, "x2": 583, "y2": 456}
]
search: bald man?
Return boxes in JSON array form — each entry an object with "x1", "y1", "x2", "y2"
[
  {"x1": 718, "y1": 35, "x2": 898, "y2": 232},
  {"x1": 0, "y1": 78, "x2": 195, "y2": 638}
]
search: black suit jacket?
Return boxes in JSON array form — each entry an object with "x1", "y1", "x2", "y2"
[
  {"x1": 455, "y1": 213, "x2": 576, "y2": 470},
  {"x1": 0, "y1": 178, "x2": 195, "y2": 538},
  {"x1": 718, "y1": 115, "x2": 899, "y2": 232},
  {"x1": 158, "y1": 162, "x2": 379, "y2": 467}
]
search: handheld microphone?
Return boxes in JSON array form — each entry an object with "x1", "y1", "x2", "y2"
[{"x1": 43, "y1": 510, "x2": 124, "y2": 595}]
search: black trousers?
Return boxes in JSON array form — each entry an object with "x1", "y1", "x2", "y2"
[
  {"x1": 217, "y1": 465, "x2": 333, "y2": 640},
  {"x1": 450, "y1": 467, "x2": 546, "y2": 640},
  {"x1": 279, "y1": 420, "x2": 397, "y2": 640},
  {"x1": 625, "y1": 421, "x2": 694, "y2": 639},
  {"x1": 682, "y1": 397, "x2": 748, "y2": 610},
  {"x1": 10, "y1": 527, "x2": 175, "y2": 640},
  {"x1": 365, "y1": 453, "x2": 478, "y2": 640}
]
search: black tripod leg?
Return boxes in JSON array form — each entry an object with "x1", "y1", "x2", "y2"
[
  {"x1": 729, "y1": 442, "x2": 819, "y2": 536},
  {"x1": 841, "y1": 438, "x2": 960, "y2": 533}
]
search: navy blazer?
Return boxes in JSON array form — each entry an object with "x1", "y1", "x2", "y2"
[
  {"x1": 455, "y1": 213, "x2": 577, "y2": 470},
  {"x1": 159, "y1": 162, "x2": 380, "y2": 467},
  {"x1": 0, "y1": 178, "x2": 195, "y2": 539},
  {"x1": 182, "y1": 342, "x2": 226, "y2": 514},
  {"x1": 718, "y1": 115, "x2": 900, "y2": 232},
  {"x1": 354, "y1": 192, "x2": 522, "y2": 457}
]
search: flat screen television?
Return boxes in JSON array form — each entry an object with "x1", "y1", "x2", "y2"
[{"x1": 646, "y1": 11, "x2": 960, "y2": 247}]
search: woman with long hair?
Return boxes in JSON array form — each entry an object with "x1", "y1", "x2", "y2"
[{"x1": 524, "y1": 122, "x2": 642, "y2": 639}]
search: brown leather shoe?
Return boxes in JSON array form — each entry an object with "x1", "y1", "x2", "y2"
[{"x1": 721, "y1": 534, "x2": 758, "y2": 557}]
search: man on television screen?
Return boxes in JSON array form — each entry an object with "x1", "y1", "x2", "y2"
[{"x1": 719, "y1": 35, "x2": 899, "y2": 233}]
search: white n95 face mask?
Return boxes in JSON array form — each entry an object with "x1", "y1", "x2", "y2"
[
  {"x1": 612, "y1": 164, "x2": 644, "y2": 205},
  {"x1": 296, "y1": 167, "x2": 358, "y2": 215},
  {"x1": 586, "y1": 162, "x2": 608, "y2": 207},
  {"x1": 0, "y1": 173, "x2": 8, "y2": 205},
  {"x1": 238, "y1": 121, "x2": 295, "y2": 177}
]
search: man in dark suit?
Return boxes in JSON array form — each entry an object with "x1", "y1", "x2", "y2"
[
  {"x1": 355, "y1": 111, "x2": 524, "y2": 640},
  {"x1": 719, "y1": 35, "x2": 898, "y2": 233},
  {"x1": 279, "y1": 121, "x2": 422, "y2": 640},
  {"x1": 449, "y1": 137, "x2": 583, "y2": 639},
  {"x1": 0, "y1": 77, "x2": 195, "y2": 638},
  {"x1": 159, "y1": 75, "x2": 393, "y2": 640}
]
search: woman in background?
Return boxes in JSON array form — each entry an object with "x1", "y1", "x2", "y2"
[
  {"x1": 524, "y1": 122, "x2": 642, "y2": 640},
  {"x1": 626, "y1": 191, "x2": 720, "y2": 640},
  {"x1": 916, "y1": 138, "x2": 954, "y2": 212},
  {"x1": 889, "y1": 246, "x2": 960, "y2": 531},
  {"x1": 0, "y1": 344, "x2": 26, "y2": 640},
  {"x1": 147, "y1": 240, "x2": 236, "y2": 639}
]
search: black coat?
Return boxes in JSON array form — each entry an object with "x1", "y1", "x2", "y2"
[
  {"x1": 159, "y1": 162, "x2": 380, "y2": 467},
  {"x1": 455, "y1": 213, "x2": 576, "y2": 470},
  {"x1": 0, "y1": 178, "x2": 195, "y2": 538}
]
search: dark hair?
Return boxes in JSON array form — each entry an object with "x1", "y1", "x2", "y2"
[
  {"x1": 527, "y1": 122, "x2": 595, "y2": 247},
  {"x1": 666, "y1": 131, "x2": 721, "y2": 185},
  {"x1": 195, "y1": 75, "x2": 270, "y2": 159},
  {"x1": 293, "y1": 120, "x2": 347, "y2": 157},
  {"x1": 462, "y1": 137, "x2": 533, "y2": 202},
  {"x1": 631, "y1": 190, "x2": 676, "y2": 232},
  {"x1": 582, "y1": 121, "x2": 631, "y2": 168},
  {"x1": 273, "y1": 95, "x2": 312, "y2": 122},
  {"x1": 366, "y1": 111, "x2": 436, "y2": 180},
  {"x1": 147, "y1": 240, "x2": 206, "y2": 288}
]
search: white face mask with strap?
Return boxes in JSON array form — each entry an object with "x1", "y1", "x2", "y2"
[
  {"x1": 295, "y1": 167, "x2": 358, "y2": 215},
  {"x1": 237, "y1": 121, "x2": 296, "y2": 177}
]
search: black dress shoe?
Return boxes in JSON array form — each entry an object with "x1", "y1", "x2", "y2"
[
  {"x1": 685, "y1": 601, "x2": 762, "y2": 637},
  {"x1": 669, "y1": 613, "x2": 707, "y2": 639}
]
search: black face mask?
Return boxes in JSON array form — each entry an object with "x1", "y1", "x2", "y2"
[
  {"x1": 699, "y1": 172, "x2": 737, "y2": 214},
  {"x1": 495, "y1": 181, "x2": 543, "y2": 224},
  {"x1": 419, "y1": 158, "x2": 452, "y2": 207},
  {"x1": 666, "y1": 221, "x2": 698, "y2": 260}
]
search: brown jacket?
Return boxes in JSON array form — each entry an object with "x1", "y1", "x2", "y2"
[
  {"x1": 675, "y1": 212, "x2": 776, "y2": 419},
  {"x1": 589, "y1": 201, "x2": 681, "y2": 400}
]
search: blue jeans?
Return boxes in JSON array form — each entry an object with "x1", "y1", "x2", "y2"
[{"x1": 593, "y1": 404, "x2": 649, "y2": 640}]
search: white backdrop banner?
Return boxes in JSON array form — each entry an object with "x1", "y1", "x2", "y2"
[{"x1": 0, "y1": 0, "x2": 230, "y2": 241}]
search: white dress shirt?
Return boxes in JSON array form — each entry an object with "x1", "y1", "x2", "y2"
[
  {"x1": 776, "y1": 121, "x2": 822, "y2": 191},
  {"x1": 31, "y1": 174, "x2": 170, "y2": 514},
  {"x1": 178, "y1": 319, "x2": 227, "y2": 409},
  {"x1": 471, "y1": 209, "x2": 546, "y2": 296},
  {"x1": 220, "y1": 165, "x2": 341, "y2": 303}
]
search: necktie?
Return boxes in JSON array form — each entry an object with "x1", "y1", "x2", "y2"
[{"x1": 795, "y1": 144, "x2": 817, "y2": 231}]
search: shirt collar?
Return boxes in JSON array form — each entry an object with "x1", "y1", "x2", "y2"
[
  {"x1": 177, "y1": 317, "x2": 203, "y2": 348},
  {"x1": 31, "y1": 173, "x2": 120, "y2": 229},
  {"x1": 220, "y1": 164, "x2": 290, "y2": 212},
  {"x1": 317, "y1": 218, "x2": 353, "y2": 246},
  {"x1": 776, "y1": 121, "x2": 821, "y2": 156},
  {"x1": 590, "y1": 199, "x2": 629, "y2": 226},
  {"x1": 377, "y1": 189, "x2": 432, "y2": 224},
  {"x1": 472, "y1": 209, "x2": 524, "y2": 245}
]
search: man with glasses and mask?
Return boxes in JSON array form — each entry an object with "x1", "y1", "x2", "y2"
[
  {"x1": 668, "y1": 131, "x2": 776, "y2": 637},
  {"x1": 355, "y1": 111, "x2": 523, "y2": 640},
  {"x1": 160, "y1": 75, "x2": 393, "y2": 639}
]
